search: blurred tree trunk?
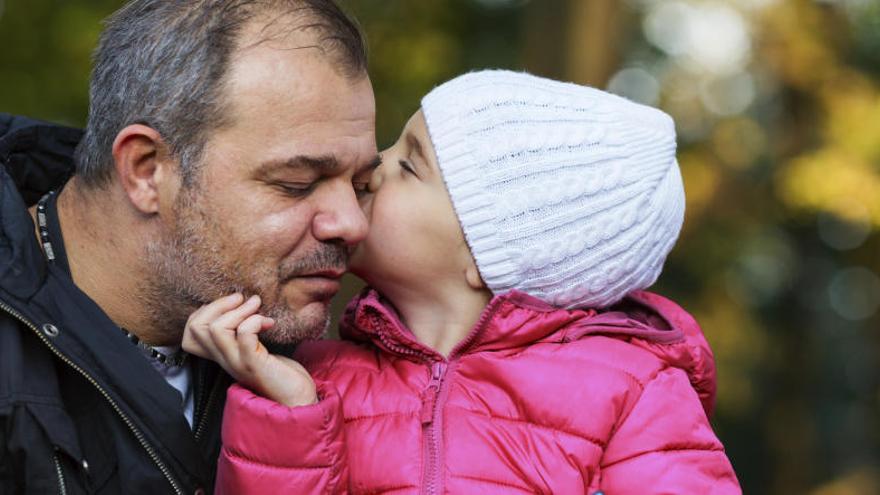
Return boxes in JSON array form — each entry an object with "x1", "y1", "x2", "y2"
[{"x1": 522, "y1": 0, "x2": 630, "y2": 87}]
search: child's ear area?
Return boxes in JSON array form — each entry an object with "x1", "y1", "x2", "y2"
[{"x1": 464, "y1": 262, "x2": 487, "y2": 291}]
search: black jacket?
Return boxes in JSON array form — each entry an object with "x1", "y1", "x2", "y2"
[{"x1": 0, "y1": 114, "x2": 230, "y2": 494}]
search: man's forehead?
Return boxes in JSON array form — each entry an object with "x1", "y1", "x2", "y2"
[
  {"x1": 220, "y1": 12, "x2": 373, "y2": 119},
  {"x1": 223, "y1": 42, "x2": 373, "y2": 123}
]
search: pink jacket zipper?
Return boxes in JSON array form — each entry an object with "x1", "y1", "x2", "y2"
[
  {"x1": 416, "y1": 301, "x2": 507, "y2": 495},
  {"x1": 420, "y1": 361, "x2": 448, "y2": 495}
]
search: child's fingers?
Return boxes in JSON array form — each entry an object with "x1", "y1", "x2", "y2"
[
  {"x1": 188, "y1": 293, "x2": 245, "y2": 329},
  {"x1": 237, "y1": 316, "x2": 274, "y2": 373},
  {"x1": 206, "y1": 312, "x2": 270, "y2": 375},
  {"x1": 209, "y1": 295, "x2": 263, "y2": 336},
  {"x1": 181, "y1": 329, "x2": 210, "y2": 358},
  {"x1": 184, "y1": 293, "x2": 245, "y2": 354},
  {"x1": 184, "y1": 295, "x2": 267, "y2": 380},
  {"x1": 186, "y1": 321, "x2": 233, "y2": 370},
  {"x1": 206, "y1": 318, "x2": 249, "y2": 375},
  {"x1": 184, "y1": 311, "x2": 223, "y2": 361}
]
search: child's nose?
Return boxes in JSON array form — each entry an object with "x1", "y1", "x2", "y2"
[{"x1": 367, "y1": 164, "x2": 384, "y2": 192}]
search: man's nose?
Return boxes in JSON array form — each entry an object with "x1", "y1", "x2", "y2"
[{"x1": 312, "y1": 182, "x2": 369, "y2": 246}]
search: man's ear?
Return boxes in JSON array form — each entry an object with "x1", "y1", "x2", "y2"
[
  {"x1": 112, "y1": 124, "x2": 178, "y2": 214},
  {"x1": 465, "y1": 262, "x2": 487, "y2": 291}
]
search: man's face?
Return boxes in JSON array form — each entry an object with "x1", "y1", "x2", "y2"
[{"x1": 149, "y1": 29, "x2": 378, "y2": 345}]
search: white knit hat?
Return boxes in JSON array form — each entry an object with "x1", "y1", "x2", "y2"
[{"x1": 420, "y1": 70, "x2": 685, "y2": 309}]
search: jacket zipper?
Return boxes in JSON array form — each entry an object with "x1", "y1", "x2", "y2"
[
  {"x1": 193, "y1": 373, "x2": 221, "y2": 442},
  {"x1": 370, "y1": 299, "x2": 504, "y2": 494},
  {"x1": 376, "y1": 325, "x2": 431, "y2": 361},
  {"x1": 416, "y1": 301, "x2": 506, "y2": 494},
  {"x1": 193, "y1": 359, "x2": 207, "y2": 424},
  {"x1": 0, "y1": 301, "x2": 185, "y2": 495},
  {"x1": 420, "y1": 361, "x2": 448, "y2": 495},
  {"x1": 53, "y1": 450, "x2": 68, "y2": 495}
]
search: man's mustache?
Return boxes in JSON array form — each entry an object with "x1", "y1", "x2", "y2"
[
  {"x1": 280, "y1": 244, "x2": 349, "y2": 281},
  {"x1": 181, "y1": 244, "x2": 351, "y2": 308}
]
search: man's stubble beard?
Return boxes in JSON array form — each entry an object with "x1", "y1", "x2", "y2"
[{"x1": 142, "y1": 186, "x2": 346, "y2": 346}]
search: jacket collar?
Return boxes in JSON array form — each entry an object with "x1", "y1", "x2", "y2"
[
  {"x1": 339, "y1": 288, "x2": 685, "y2": 362},
  {"x1": 340, "y1": 287, "x2": 719, "y2": 416}
]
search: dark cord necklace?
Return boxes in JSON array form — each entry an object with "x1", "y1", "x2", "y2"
[
  {"x1": 121, "y1": 329, "x2": 188, "y2": 367},
  {"x1": 36, "y1": 191, "x2": 188, "y2": 367}
]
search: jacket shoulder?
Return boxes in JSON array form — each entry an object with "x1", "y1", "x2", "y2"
[{"x1": 548, "y1": 333, "x2": 672, "y2": 389}]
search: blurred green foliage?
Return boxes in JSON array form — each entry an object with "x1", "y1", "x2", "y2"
[{"x1": 2, "y1": 1, "x2": 879, "y2": 493}]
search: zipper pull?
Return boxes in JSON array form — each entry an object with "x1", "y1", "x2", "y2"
[{"x1": 420, "y1": 362, "x2": 446, "y2": 424}]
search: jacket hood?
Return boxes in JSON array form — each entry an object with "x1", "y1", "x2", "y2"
[
  {"x1": 340, "y1": 288, "x2": 718, "y2": 416},
  {"x1": 0, "y1": 113, "x2": 81, "y2": 299},
  {"x1": 0, "y1": 113, "x2": 81, "y2": 203}
]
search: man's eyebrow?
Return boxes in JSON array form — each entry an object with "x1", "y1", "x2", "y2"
[{"x1": 256, "y1": 155, "x2": 341, "y2": 175}]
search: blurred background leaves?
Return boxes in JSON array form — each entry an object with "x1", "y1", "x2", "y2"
[{"x1": 2, "y1": 0, "x2": 878, "y2": 493}]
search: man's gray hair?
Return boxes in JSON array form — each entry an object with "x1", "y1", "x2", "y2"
[{"x1": 74, "y1": 0, "x2": 367, "y2": 187}]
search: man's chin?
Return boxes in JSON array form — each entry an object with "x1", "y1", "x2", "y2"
[{"x1": 258, "y1": 302, "x2": 330, "y2": 347}]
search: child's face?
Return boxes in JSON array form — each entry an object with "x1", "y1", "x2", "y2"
[{"x1": 350, "y1": 110, "x2": 471, "y2": 291}]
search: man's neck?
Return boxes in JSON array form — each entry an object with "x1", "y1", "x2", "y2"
[{"x1": 40, "y1": 178, "x2": 177, "y2": 346}]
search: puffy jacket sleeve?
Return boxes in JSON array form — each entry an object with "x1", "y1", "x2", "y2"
[
  {"x1": 215, "y1": 381, "x2": 348, "y2": 494},
  {"x1": 598, "y1": 366, "x2": 741, "y2": 494}
]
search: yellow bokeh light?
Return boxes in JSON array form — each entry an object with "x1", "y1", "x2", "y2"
[
  {"x1": 679, "y1": 150, "x2": 722, "y2": 229},
  {"x1": 777, "y1": 149, "x2": 880, "y2": 227},
  {"x1": 712, "y1": 117, "x2": 768, "y2": 169},
  {"x1": 692, "y1": 286, "x2": 767, "y2": 418},
  {"x1": 820, "y1": 71, "x2": 880, "y2": 163}
]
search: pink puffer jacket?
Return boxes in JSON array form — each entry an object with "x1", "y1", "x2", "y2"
[{"x1": 216, "y1": 289, "x2": 741, "y2": 494}]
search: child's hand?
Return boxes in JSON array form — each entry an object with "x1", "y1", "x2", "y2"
[{"x1": 182, "y1": 293, "x2": 318, "y2": 407}]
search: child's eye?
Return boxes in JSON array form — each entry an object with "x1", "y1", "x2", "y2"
[{"x1": 398, "y1": 159, "x2": 417, "y2": 175}]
